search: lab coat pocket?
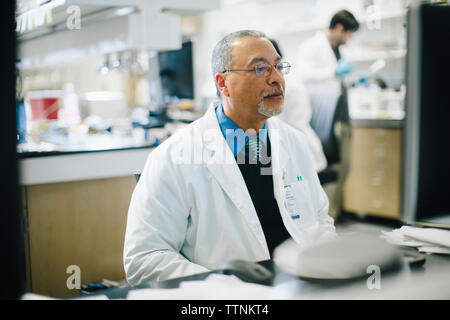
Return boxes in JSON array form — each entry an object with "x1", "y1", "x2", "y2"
[{"x1": 285, "y1": 180, "x2": 317, "y2": 229}]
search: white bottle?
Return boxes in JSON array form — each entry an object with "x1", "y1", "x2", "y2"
[{"x1": 60, "y1": 83, "x2": 81, "y2": 125}]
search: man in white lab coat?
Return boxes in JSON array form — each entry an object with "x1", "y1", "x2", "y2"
[
  {"x1": 297, "y1": 10, "x2": 359, "y2": 219},
  {"x1": 124, "y1": 30, "x2": 336, "y2": 285}
]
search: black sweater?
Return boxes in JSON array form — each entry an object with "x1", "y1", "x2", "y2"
[{"x1": 236, "y1": 136, "x2": 291, "y2": 256}]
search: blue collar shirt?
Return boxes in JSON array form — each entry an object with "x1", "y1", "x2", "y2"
[{"x1": 215, "y1": 104, "x2": 268, "y2": 158}]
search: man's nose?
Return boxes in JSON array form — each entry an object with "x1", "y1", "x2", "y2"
[{"x1": 267, "y1": 67, "x2": 284, "y2": 86}]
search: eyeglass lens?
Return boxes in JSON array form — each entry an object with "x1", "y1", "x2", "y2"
[{"x1": 255, "y1": 63, "x2": 290, "y2": 76}]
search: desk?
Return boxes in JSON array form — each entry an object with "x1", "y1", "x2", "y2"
[
  {"x1": 72, "y1": 220, "x2": 450, "y2": 300},
  {"x1": 72, "y1": 253, "x2": 450, "y2": 300},
  {"x1": 75, "y1": 250, "x2": 450, "y2": 300}
]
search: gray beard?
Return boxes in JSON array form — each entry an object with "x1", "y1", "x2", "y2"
[{"x1": 258, "y1": 99, "x2": 283, "y2": 118}]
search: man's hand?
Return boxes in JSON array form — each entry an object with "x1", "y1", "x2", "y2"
[{"x1": 336, "y1": 58, "x2": 354, "y2": 77}]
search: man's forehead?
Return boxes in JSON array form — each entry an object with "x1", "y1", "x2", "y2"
[{"x1": 230, "y1": 36, "x2": 279, "y2": 65}]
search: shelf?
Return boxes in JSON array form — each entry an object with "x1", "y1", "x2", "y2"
[
  {"x1": 16, "y1": 3, "x2": 139, "y2": 44},
  {"x1": 276, "y1": 9, "x2": 407, "y2": 36},
  {"x1": 346, "y1": 48, "x2": 406, "y2": 62}
]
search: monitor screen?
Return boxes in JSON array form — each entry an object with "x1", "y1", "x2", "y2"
[
  {"x1": 403, "y1": 3, "x2": 450, "y2": 228},
  {"x1": 158, "y1": 41, "x2": 194, "y2": 100}
]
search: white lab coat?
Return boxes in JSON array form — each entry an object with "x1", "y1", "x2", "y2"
[
  {"x1": 297, "y1": 31, "x2": 341, "y2": 94},
  {"x1": 298, "y1": 31, "x2": 342, "y2": 131},
  {"x1": 277, "y1": 79, "x2": 328, "y2": 172},
  {"x1": 123, "y1": 106, "x2": 336, "y2": 285},
  {"x1": 297, "y1": 31, "x2": 343, "y2": 153}
]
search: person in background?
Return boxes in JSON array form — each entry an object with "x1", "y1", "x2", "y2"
[
  {"x1": 123, "y1": 30, "x2": 336, "y2": 284},
  {"x1": 271, "y1": 39, "x2": 328, "y2": 173},
  {"x1": 297, "y1": 10, "x2": 359, "y2": 219}
]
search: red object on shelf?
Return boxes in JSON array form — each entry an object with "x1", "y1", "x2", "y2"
[{"x1": 26, "y1": 91, "x2": 62, "y2": 120}]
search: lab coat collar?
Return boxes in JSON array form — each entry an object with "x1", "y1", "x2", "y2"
[
  {"x1": 202, "y1": 105, "x2": 289, "y2": 173},
  {"x1": 267, "y1": 117, "x2": 289, "y2": 176},
  {"x1": 215, "y1": 104, "x2": 268, "y2": 157}
]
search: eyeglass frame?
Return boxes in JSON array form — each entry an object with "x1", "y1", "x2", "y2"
[{"x1": 223, "y1": 61, "x2": 291, "y2": 77}]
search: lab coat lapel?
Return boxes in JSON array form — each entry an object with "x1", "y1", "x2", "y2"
[
  {"x1": 268, "y1": 126, "x2": 288, "y2": 214},
  {"x1": 268, "y1": 118, "x2": 319, "y2": 244},
  {"x1": 267, "y1": 119, "x2": 303, "y2": 238},
  {"x1": 201, "y1": 107, "x2": 270, "y2": 254},
  {"x1": 267, "y1": 120, "x2": 289, "y2": 179}
]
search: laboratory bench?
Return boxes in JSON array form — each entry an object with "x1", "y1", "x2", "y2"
[
  {"x1": 18, "y1": 145, "x2": 155, "y2": 185},
  {"x1": 19, "y1": 145, "x2": 156, "y2": 298},
  {"x1": 18, "y1": 117, "x2": 192, "y2": 298}
]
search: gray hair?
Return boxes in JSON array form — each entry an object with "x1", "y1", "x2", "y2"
[{"x1": 211, "y1": 30, "x2": 267, "y2": 97}]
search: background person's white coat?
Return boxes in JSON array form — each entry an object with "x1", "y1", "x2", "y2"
[
  {"x1": 277, "y1": 78, "x2": 328, "y2": 172},
  {"x1": 297, "y1": 31, "x2": 342, "y2": 146},
  {"x1": 297, "y1": 31, "x2": 341, "y2": 90}
]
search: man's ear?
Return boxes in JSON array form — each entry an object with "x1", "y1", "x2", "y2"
[
  {"x1": 335, "y1": 23, "x2": 344, "y2": 32},
  {"x1": 215, "y1": 73, "x2": 229, "y2": 97}
]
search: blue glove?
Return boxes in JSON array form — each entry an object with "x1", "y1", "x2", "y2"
[
  {"x1": 358, "y1": 76, "x2": 368, "y2": 83},
  {"x1": 336, "y1": 59, "x2": 354, "y2": 77}
]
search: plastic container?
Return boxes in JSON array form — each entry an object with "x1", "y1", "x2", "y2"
[{"x1": 26, "y1": 90, "x2": 62, "y2": 120}]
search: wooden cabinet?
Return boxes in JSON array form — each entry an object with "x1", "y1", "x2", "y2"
[
  {"x1": 343, "y1": 127, "x2": 403, "y2": 219},
  {"x1": 22, "y1": 176, "x2": 136, "y2": 298}
]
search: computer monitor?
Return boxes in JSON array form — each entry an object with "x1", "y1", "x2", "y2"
[
  {"x1": 158, "y1": 41, "x2": 194, "y2": 100},
  {"x1": 1, "y1": 0, "x2": 26, "y2": 299},
  {"x1": 403, "y1": 3, "x2": 450, "y2": 228}
]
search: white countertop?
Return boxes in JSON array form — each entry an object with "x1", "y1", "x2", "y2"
[{"x1": 19, "y1": 147, "x2": 153, "y2": 185}]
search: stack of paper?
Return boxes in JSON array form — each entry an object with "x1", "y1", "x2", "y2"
[{"x1": 381, "y1": 226, "x2": 450, "y2": 254}]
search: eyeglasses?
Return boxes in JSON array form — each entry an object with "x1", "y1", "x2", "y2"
[{"x1": 224, "y1": 62, "x2": 291, "y2": 77}]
